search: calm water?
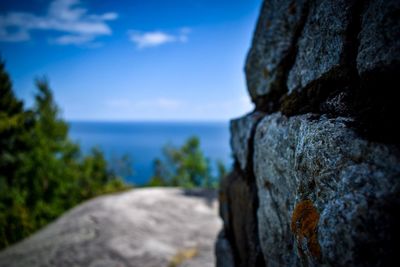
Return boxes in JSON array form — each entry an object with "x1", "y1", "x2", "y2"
[{"x1": 69, "y1": 121, "x2": 232, "y2": 185}]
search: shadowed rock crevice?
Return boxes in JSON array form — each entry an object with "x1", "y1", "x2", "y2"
[
  {"x1": 222, "y1": 112, "x2": 266, "y2": 266},
  {"x1": 216, "y1": 166, "x2": 265, "y2": 267},
  {"x1": 243, "y1": 114, "x2": 263, "y2": 181},
  {"x1": 352, "y1": 66, "x2": 400, "y2": 143},
  {"x1": 229, "y1": 111, "x2": 265, "y2": 176},
  {"x1": 217, "y1": 171, "x2": 240, "y2": 267},
  {"x1": 234, "y1": 163, "x2": 266, "y2": 267}
]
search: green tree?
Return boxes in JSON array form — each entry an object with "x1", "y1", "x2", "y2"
[
  {"x1": 148, "y1": 136, "x2": 227, "y2": 188},
  {"x1": 0, "y1": 60, "x2": 35, "y2": 246},
  {"x1": 147, "y1": 159, "x2": 169, "y2": 186},
  {"x1": 0, "y1": 62, "x2": 130, "y2": 249}
]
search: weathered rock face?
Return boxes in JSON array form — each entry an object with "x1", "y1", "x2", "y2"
[
  {"x1": 357, "y1": 0, "x2": 400, "y2": 77},
  {"x1": 287, "y1": 0, "x2": 359, "y2": 93},
  {"x1": 0, "y1": 188, "x2": 221, "y2": 267},
  {"x1": 245, "y1": 0, "x2": 309, "y2": 110},
  {"x1": 216, "y1": 0, "x2": 400, "y2": 266},
  {"x1": 254, "y1": 113, "x2": 400, "y2": 266}
]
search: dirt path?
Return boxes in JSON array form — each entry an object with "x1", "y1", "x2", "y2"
[{"x1": 0, "y1": 188, "x2": 221, "y2": 267}]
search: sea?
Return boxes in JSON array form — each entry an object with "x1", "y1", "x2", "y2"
[{"x1": 69, "y1": 121, "x2": 232, "y2": 185}]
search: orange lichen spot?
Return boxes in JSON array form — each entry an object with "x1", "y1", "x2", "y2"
[{"x1": 291, "y1": 199, "x2": 321, "y2": 260}]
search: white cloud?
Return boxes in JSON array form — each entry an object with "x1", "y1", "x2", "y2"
[
  {"x1": 128, "y1": 27, "x2": 191, "y2": 49},
  {"x1": 129, "y1": 31, "x2": 175, "y2": 48},
  {"x1": 0, "y1": 0, "x2": 118, "y2": 45},
  {"x1": 52, "y1": 34, "x2": 95, "y2": 45}
]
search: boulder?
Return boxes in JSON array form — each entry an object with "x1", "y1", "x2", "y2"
[{"x1": 254, "y1": 113, "x2": 400, "y2": 266}]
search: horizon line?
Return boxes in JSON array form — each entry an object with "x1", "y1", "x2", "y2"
[{"x1": 66, "y1": 118, "x2": 231, "y2": 123}]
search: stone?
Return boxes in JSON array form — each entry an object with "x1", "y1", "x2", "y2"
[
  {"x1": 217, "y1": 170, "x2": 265, "y2": 267},
  {"x1": 218, "y1": 170, "x2": 232, "y2": 231},
  {"x1": 215, "y1": 231, "x2": 235, "y2": 267},
  {"x1": 352, "y1": 0, "x2": 400, "y2": 143},
  {"x1": 357, "y1": 0, "x2": 400, "y2": 77},
  {"x1": 253, "y1": 113, "x2": 400, "y2": 266},
  {"x1": 230, "y1": 112, "x2": 264, "y2": 172},
  {"x1": 0, "y1": 188, "x2": 222, "y2": 267},
  {"x1": 218, "y1": 0, "x2": 400, "y2": 266},
  {"x1": 287, "y1": 0, "x2": 357, "y2": 93},
  {"x1": 245, "y1": 0, "x2": 309, "y2": 105}
]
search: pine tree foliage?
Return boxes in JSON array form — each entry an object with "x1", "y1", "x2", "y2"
[
  {"x1": 0, "y1": 61, "x2": 129, "y2": 249},
  {"x1": 148, "y1": 136, "x2": 227, "y2": 188}
]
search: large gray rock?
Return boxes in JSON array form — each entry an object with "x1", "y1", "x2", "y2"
[
  {"x1": 357, "y1": 0, "x2": 400, "y2": 77},
  {"x1": 230, "y1": 112, "x2": 264, "y2": 172},
  {"x1": 253, "y1": 113, "x2": 400, "y2": 266},
  {"x1": 0, "y1": 188, "x2": 222, "y2": 267},
  {"x1": 245, "y1": 0, "x2": 309, "y2": 104},
  {"x1": 287, "y1": 0, "x2": 357, "y2": 93}
]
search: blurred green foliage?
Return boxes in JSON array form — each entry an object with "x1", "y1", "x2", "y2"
[
  {"x1": 0, "y1": 59, "x2": 227, "y2": 249},
  {"x1": 147, "y1": 136, "x2": 227, "y2": 188},
  {"x1": 0, "y1": 61, "x2": 130, "y2": 249}
]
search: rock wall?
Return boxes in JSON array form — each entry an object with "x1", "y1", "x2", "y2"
[{"x1": 216, "y1": 0, "x2": 400, "y2": 266}]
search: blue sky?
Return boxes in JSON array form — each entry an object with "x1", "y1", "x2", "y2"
[{"x1": 0, "y1": 0, "x2": 261, "y2": 121}]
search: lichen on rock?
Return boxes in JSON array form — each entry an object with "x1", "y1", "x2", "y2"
[{"x1": 291, "y1": 199, "x2": 321, "y2": 261}]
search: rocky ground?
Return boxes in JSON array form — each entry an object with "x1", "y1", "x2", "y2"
[{"x1": 0, "y1": 188, "x2": 221, "y2": 267}]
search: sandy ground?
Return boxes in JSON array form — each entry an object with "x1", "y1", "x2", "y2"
[{"x1": 0, "y1": 188, "x2": 222, "y2": 267}]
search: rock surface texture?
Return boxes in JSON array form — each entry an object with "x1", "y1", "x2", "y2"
[
  {"x1": 216, "y1": 0, "x2": 400, "y2": 266},
  {"x1": 0, "y1": 188, "x2": 221, "y2": 267}
]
